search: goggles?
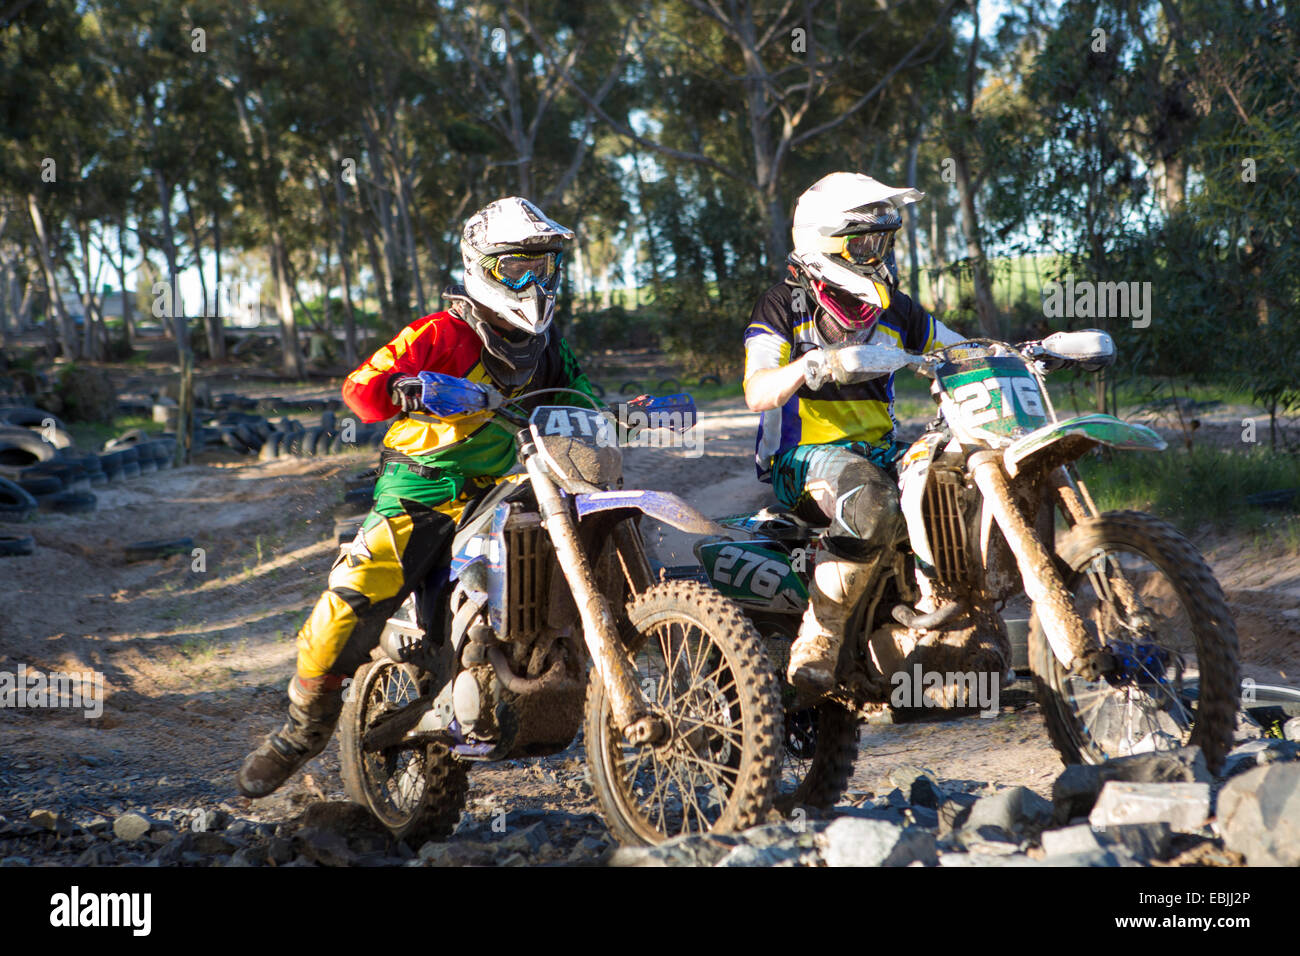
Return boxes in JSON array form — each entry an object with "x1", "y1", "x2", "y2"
[
  {"x1": 836, "y1": 229, "x2": 896, "y2": 267},
  {"x1": 486, "y1": 251, "x2": 562, "y2": 291}
]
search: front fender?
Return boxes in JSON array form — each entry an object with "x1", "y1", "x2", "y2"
[
  {"x1": 574, "y1": 490, "x2": 730, "y2": 537},
  {"x1": 1005, "y1": 414, "x2": 1166, "y2": 477}
]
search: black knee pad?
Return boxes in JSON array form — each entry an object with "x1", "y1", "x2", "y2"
[{"x1": 831, "y1": 466, "x2": 903, "y2": 548}]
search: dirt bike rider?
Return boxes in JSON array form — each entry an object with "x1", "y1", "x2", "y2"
[
  {"x1": 238, "y1": 197, "x2": 596, "y2": 799},
  {"x1": 743, "y1": 171, "x2": 965, "y2": 695}
]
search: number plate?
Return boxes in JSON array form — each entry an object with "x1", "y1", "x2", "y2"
[
  {"x1": 938, "y1": 356, "x2": 1048, "y2": 437},
  {"x1": 697, "y1": 541, "x2": 806, "y2": 611},
  {"x1": 528, "y1": 406, "x2": 616, "y2": 446}
]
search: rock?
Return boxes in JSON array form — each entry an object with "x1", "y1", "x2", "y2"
[
  {"x1": 499, "y1": 852, "x2": 529, "y2": 867},
  {"x1": 0, "y1": 857, "x2": 32, "y2": 867},
  {"x1": 1040, "y1": 824, "x2": 1102, "y2": 856},
  {"x1": 938, "y1": 852, "x2": 1039, "y2": 867},
  {"x1": 936, "y1": 792, "x2": 978, "y2": 838},
  {"x1": 1221, "y1": 739, "x2": 1300, "y2": 778},
  {"x1": 1285, "y1": 717, "x2": 1300, "y2": 743},
  {"x1": 1041, "y1": 822, "x2": 1173, "y2": 861},
  {"x1": 191, "y1": 833, "x2": 238, "y2": 856},
  {"x1": 961, "y1": 786, "x2": 1053, "y2": 841},
  {"x1": 607, "y1": 833, "x2": 738, "y2": 867},
  {"x1": 150, "y1": 833, "x2": 194, "y2": 865},
  {"x1": 348, "y1": 833, "x2": 391, "y2": 856},
  {"x1": 1216, "y1": 762, "x2": 1300, "y2": 866},
  {"x1": 888, "y1": 765, "x2": 946, "y2": 809},
  {"x1": 227, "y1": 847, "x2": 263, "y2": 868},
  {"x1": 715, "y1": 842, "x2": 809, "y2": 867},
  {"x1": 1234, "y1": 709, "x2": 1265, "y2": 741},
  {"x1": 566, "y1": 836, "x2": 609, "y2": 863},
  {"x1": 498, "y1": 822, "x2": 551, "y2": 856},
  {"x1": 294, "y1": 800, "x2": 390, "y2": 839},
  {"x1": 74, "y1": 845, "x2": 116, "y2": 866},
  {"x1": 820, "y1": 818, "x2": 937, "y2": 867},
  {"x1": 113, "y1": 812, "x2": 153, "y2": 842},
  {"x1": 904, "y1": 806, "x2": 939, "y2": 829},
  {"x1": 1039, "y1": 848, "x2": 1140, "y2": 867},
  {"x1": 28, "y1": 809, "x2": 60, "y2": 831},
  {"x1": 190, "y1": 808, "x2": 228, "y2": 833},
  {"x1": 416, "y1": 842, "x2": 499, "y2": 867},
  {"x1": 1051, "y1": 748, "x2": 1211, "y2": 823},
  {"x1": 1089, "y1": 782, "x2": 1210, "y2": 833},
  {"x1": 958, "y1": 833, "x2": 1025, "y2": 855},
  {"x1": 267, "y1": 837, "x2": 295, "y2": 864},
  {"x1": 295, "y1": 827, "x2": 357, "y2": 867}
]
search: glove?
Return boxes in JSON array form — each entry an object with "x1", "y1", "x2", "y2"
[
  {"x1": 802, "y1": 346, "x2": 861, "y2": 390},
  {"x1": 388, "y1": 374, "x2": 425, "y2": 413},
  {"x1": 802, "y1": 349, "x2": 832, "y2": 390}
]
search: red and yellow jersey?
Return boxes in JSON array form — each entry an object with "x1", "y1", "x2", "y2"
[{"x1": 342, "y1": 310, "x2": 594, "y2": 482}]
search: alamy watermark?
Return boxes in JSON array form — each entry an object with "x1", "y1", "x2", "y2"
[
  {"x1": 0, "y1": 664, "x2": 104, "y2": 719},
  {"x1": 531, "y1": 403, "x2": 703, "y2": 458},
  {"x1": 1042, "y1": 276, "x2": 1152, "y2": 328},
  {"x1": 890, "y1": 664, "x2": 1001, "y2": 718}
]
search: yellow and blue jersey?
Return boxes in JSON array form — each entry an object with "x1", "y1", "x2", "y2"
[{"x1": 743, "y1": 281, "x2": 941, "y2": 481}]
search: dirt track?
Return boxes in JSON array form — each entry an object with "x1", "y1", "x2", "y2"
[{"x1": 1, "y1": 392, "x2": 1298, "y2": 849}]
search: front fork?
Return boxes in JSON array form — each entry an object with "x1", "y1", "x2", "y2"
[
  {"x1": 967, "y1": 451, "x2": 1106, "y2": 677},
  {"x1": 522, "y1": 454, "x2": 664, "y2": 745}
]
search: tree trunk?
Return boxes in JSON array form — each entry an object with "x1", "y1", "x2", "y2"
[
  {"x1": 117, "y1": 217, "x2": 135, "y2": 347},
  {"x1": 210, "y1": 206, "x2": 225, "y2": 360},
  {"x1": 74, "y1": 224, "x2": 103, "y2": 361},
  {"x1": 271, "y1": 231, "x2": 304, "y2": 378},
  {"x1": 952, "y1": 148, "x2": 999, "y2": 337},
  {"x1": 155, "y1": 171, "x2": 195, "y2": 464},
  {"x1": 27, "y1": 193, "x2": 77, "y2": 358},
  {"x1": 183, "y1": 192, "x2": 212, "y2": 359},
  {"x1": 331, "y1": 166, "x2": 359, "y2": 366},
  {"x1": 904, "y1": 121, "x2": 924, "y2": 305},
  {"x1": 362, "y1": 221, "x2": 393, "y2": 327},
  {"x1": 928, "y1": 203, "x2": 947, "y2": 313}
]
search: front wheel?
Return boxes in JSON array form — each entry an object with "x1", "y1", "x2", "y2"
[
  {"x1": 338, "y1": 659, "x2": 469, "y2": 843},
  {"x1": 1029, "y1": 510, "x2": 1239, "y2": 773},
  {"x1": 584, "y1": 581, "x2": 782, "y2": 845}
]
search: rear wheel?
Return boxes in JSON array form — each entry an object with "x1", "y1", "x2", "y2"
[
  {"x1": 762, "y1": 631, "x2": 859, "y2": 814},
  {"x1": 1029, "y1": 511, "x2": 1239, "y2": 773},
  {"x1": 585, "y1": 581, "x2": 782, "y2": 845},
  {"x1": 774, "y1": 699, "x2": 859, "y2": 814},
  {"x1": 338, "y1": 659, "x2": 468, "y2": 843}
]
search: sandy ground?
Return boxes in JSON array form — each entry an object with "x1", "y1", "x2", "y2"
[{"x1": 1, "y1": 389, "x2": 1297, "y2": 841}]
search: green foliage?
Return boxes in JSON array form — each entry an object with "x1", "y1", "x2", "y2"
[{"x1": 1078, "y1": 446, "x2": 1300, "y2": 535}]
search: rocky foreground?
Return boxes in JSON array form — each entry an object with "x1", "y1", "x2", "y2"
[{"x1": 2, "y1": 737, "x2": 1297, "y2": 868}]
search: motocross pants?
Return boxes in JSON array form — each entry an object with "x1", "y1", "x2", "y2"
[
  {"x1": 294, "y1": 461, "x2": 459, "y2": 681},
  {"x1": 771, "y1": 440, "x2": 907, "y2": 560}
]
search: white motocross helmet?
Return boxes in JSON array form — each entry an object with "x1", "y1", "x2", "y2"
[
  {"x1": 461, "y1": 196, "x2": 574, "y2": 336},
  {"x1": 790, "y1": 172, "x2": 922, "y2": 340}
]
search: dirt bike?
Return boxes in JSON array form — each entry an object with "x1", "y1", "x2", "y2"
[
  {"x1": 337, "y1": 373, "x2": 782, "y2": 846},
  {"x1": 693, "y1": 332, "x2": 1240, "y2": 810}
]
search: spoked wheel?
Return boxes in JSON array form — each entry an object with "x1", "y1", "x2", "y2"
[
  {"x1": 338, "y1": 659, "x2": 468, "y2": 843},
  {"x1": 584, "y1": 581, "x2": 782, "y2": 845},
  {"x1": 1030, "y1": 511, "x2": 1239, "y2": 773},
  {"x1": 762, "y1": 630, "x2": 859, "y2": 814},
  {"x1": 773, "y1": 699, "x2": 859, "y2": 814}
]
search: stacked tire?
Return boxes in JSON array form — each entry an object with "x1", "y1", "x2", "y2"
[{"x1": 0, "y1": 408, "x2": 100, "y2": 522}]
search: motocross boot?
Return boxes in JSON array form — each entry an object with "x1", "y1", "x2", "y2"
[
  {"x1": 236, "y1": 674, "x2": 345, "y2": 799},
  {"x1": 787, "y1": 548, "x2": 880, "y2": 694}
]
